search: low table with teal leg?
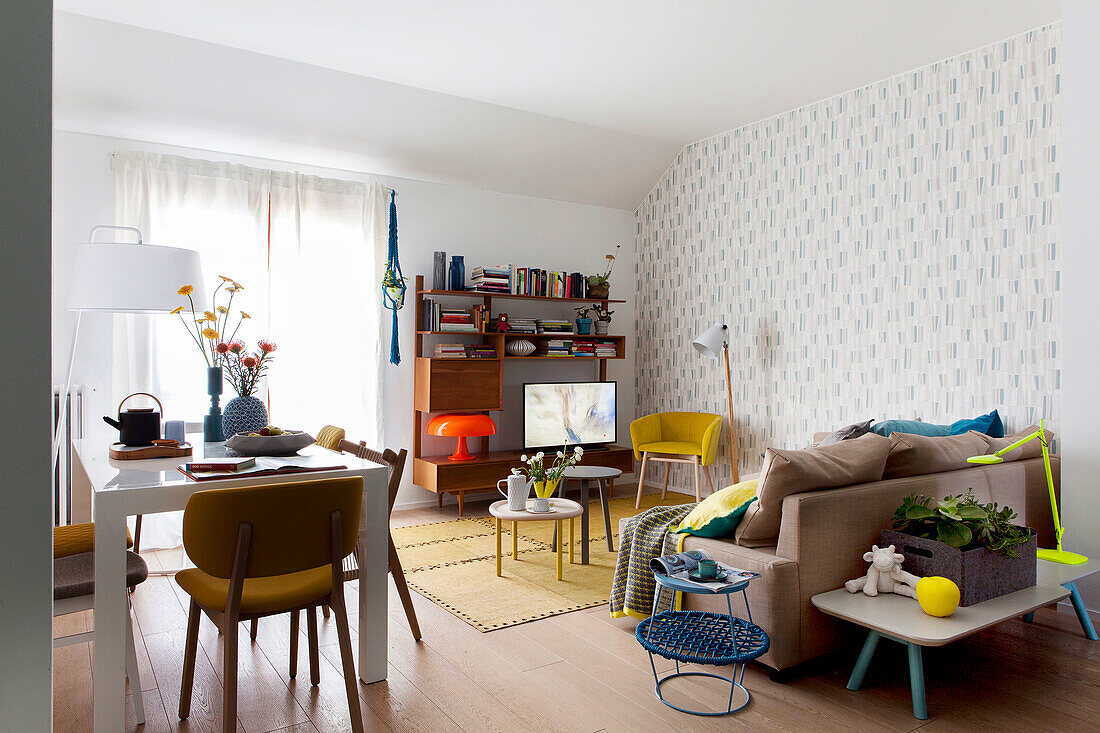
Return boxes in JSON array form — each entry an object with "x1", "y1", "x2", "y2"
[
  {"x1": 1027, "y1": 558, "x2": 1100, "y2": 639},
  {"x1": 813, "y1": 584, "x2": 1068, "y2": 720}
]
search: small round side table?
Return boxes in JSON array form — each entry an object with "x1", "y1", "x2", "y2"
[
  {"x1": 489, "y1": 498, "x2": 583, "y2": 581},
  {"x1": 635, "y1": 572, "x2": 770, "y2": 716}
]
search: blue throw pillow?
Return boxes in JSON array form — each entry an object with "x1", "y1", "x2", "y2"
[
  {"x1": 870, "y1": 419, "x2": 950, "y2": 437},
  {"x1": 949, "y1": 409, "x2": 1004, "y2": 437}
]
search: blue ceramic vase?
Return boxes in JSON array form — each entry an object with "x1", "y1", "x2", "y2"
[{"x1": 222, "y1": 395, "x2": 268, "y2": 438}]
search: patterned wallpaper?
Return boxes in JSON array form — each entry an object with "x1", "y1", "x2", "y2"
[{"x1": 634, "y1": 25, "x2": 1061, "y2": 487}]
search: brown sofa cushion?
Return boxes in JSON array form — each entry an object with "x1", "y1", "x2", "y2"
[
  {"x1": 974, "y1": 424, "x2": 1053, "y2": 462},
  {"x1": 735, "y1": 433, "x2": 892, "y2": 547},
  {"x1": 884, "y1": 431, "x2": 990, "y2": 479}
]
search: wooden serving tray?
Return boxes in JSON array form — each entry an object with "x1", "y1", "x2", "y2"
[{"x1": 109, "y1": 442, "x2": 193, "y2": 460}]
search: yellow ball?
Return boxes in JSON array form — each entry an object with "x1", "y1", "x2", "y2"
[{"x1": 915, "y1": 576, "x2": 961, "y2": 617}]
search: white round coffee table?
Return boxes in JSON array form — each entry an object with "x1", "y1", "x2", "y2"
[{"x1": 489, "y1": 498, "x2": 583, "y2": 581}]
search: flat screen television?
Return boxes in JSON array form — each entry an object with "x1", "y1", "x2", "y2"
[{"x1": 523, "y1": 381, "x2": 616, "y2": 449}]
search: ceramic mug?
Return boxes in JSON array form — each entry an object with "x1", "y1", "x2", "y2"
[
  {"x1": 531, "y1": 496, "x2": 552, "y2": 513},
  {"x1": 497, "y1": 474, "x2": 531, "y2": 512},
  {"x1": 163, "y1": 419, "x2": 186, "y2": 444},
  {"x1": 697, "y1": 559, "x2": 719, "y2": 579}
]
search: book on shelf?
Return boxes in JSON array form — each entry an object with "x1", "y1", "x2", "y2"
[
  {"x1": 500, "y1": 316, "x2": 537, "y2": 334},
  {"x1": 421, "y1": 299, "x2": 488, "y2": 332},
  {"x1": 536, "y1": 318, "x2": 574, "y2": 335},
  {"x1": 471, "y1": 264, "x2": 514, "y2": 293},
  {"x1": 434, "y1": 343, "x2": 467, "y2": 358},
  {"x1": 465, "y1": 344, "x2": 497, "y2": 358}
]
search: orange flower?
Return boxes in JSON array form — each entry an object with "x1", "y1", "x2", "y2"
[
  {"x1": 170, "y1": 306, "x2": 184, "y2": 315},
  {"x1": 202, "y1": 327, "x2": 219, "y2": 340},
  {"x1": 177, "y1": 285, "x2": 194, "y2": 296}
]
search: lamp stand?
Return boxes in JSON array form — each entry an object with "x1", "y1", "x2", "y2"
[
  {"x1": 1036, "y1": 419, "x2": 1087, "y2": 565},
  {"x1": 722, "y1": 342, "x2": 739, "y2": 485}
]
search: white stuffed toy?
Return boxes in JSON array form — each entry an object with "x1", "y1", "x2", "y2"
[{"x1": 845, "y1": 544, "x2": 919, "y2": 598}]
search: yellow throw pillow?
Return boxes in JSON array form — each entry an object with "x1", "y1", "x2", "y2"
[{"x1": 673, "y1": 480, "x2": 759, "y2": 538}]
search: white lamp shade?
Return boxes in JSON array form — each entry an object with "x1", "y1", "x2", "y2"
[
  {"x1": 67, "y1": 242, "x2": 206, "y2": 313},
  {"x1": 692, "y1": 323, "x2": 727, "y2": 359}
]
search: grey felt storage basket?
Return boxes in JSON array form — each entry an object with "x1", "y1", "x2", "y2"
[{"x1": 880, "y1": 528, "x2": 1037, "y2": 606}]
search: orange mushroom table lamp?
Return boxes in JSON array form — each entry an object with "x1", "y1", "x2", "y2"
[{"x1": 428, "y1": 414, "x2": 497, "y2": 461}]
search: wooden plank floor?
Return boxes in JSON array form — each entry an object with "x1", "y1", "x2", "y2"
[{"x1": 54, "y1": 489, "x2": 1100, "y2": 732}]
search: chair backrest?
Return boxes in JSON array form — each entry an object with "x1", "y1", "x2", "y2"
[
  {"x1": 336, "y1": 439, "x2": 407, "y2": 515},
  {"x1": 182, "y1": 476, "x2": 363, "y2": 578},
  {"x1": 659, "y1": 411, "x2": 722, "y2": 442},
  {"x1": 316, "y1": 425, "x2": 346, "y2": 452}
]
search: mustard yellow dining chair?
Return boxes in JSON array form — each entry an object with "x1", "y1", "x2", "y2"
[
  {"x1": 175, "y1": 477, "x2": 365, "y2": 733},
  {"x1": 630, "y1": 412, "x2": 723, "y2": 507}
]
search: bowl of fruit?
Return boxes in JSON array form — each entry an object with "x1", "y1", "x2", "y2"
[{"x1": 224, "y1": 426, "x2": 315, "y2": 456}]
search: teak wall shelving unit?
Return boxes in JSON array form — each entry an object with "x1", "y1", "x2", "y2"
[{"x1": 412, "y1": 274, "x2": 634, "y2": 514}]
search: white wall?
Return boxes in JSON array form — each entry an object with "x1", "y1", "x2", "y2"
[
  {"x1": 0, "y1": 1, "x2": 54, "y2": 728},
  {"x1": 1058, "y1": 0, "x2": 1100, "y2": 607},
  {"x1": 52, "y1": 131, "x2": 635, "y2": 509}
]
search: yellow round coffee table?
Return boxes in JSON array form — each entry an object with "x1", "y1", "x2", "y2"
[{"x1": 489, "y1": 498, "x2": 584, "y2": 581}]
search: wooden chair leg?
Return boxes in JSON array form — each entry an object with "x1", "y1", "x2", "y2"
[
  {"x1": 250, "y1": 618, "x2": 258, "y2": 641},
  {"x1": 125, "y1": 602, "x2": 145, "y2": 725},
  {"x1": 322, "y1": 604, "x2": 331, "y2": 620},
  {"x1": 635, "y1": 452, "x2": 650, "y2": 509},
  {"x1": 703, "y1": 464, "x2": 715, "y2": 495},
  {"x1": 388, "y1": 536, "x2": 422, "y2": 641},
  {"x1": 306, "y1": 606, "x2": 320, "y2": 686},
  {"x1": 693, "y1": 456, "x2": 702, "y2": 502},
  {"x1": 289, "y1": 610, "x2": 299, "y2": 679},
  {"x1": 179, "y1": 599, "x2": 201, "y2": 720},
  {"x1": 223, "y1": 613, "x2": 239, "y2": 732},
  {"x1": 330, "y1": 594, "x2": 365, "y2": 733},
  {"x1": 661, "y1": 461, "x2": 671, "y2": 500}
]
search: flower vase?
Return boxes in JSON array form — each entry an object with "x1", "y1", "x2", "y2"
[
  {"x1": 222, "y1": 395, "x2": 269, "y2": 438},
  {"x1": 203, "y1": 366, "x2": 225, "y2": 442},
  {"x1": 576, "y1": 318, "x2": 592, "y2": 335},
  {"x1": 449, "y1": 255, "x2": 466, "y2": 291},
  {"x1": 594, "y1": 320, "x2": 610, "y2": 335},
  {"x1": 532, "y1": 477, "x2": 560, "y2": 499},
  {"x1": 588, "y1": 282, "x2": 610, "y2": 299}
]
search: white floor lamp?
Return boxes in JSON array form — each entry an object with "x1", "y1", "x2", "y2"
[
  {"x1": 52, "y1": 226, "x2": 205, "y2": 479},
  {"x1": 692, "y1": 323, "x2": 739, "y2": 485}
]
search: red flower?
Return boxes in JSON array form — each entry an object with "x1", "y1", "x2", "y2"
[
  {"x1": 258, "y1": 340, "x2": 277, "y2": 353},
  {"x1": 228, "y1": 341, "x2": 245, "y2": 354},
  {"x1": 215, "y1": 342, "x2": 230, "y2": 354},
  {"x1": 241, "y1": 355, "x2": 259, "y2": 368}
]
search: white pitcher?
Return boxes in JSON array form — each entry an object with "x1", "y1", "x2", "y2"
[{"x1": 498, "y1": 474, "x2": 532, "y2": 511}]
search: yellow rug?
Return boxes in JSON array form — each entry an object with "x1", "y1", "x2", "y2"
[{"x1": 393, "y1": 493, "x2": 694, "y2": 632}]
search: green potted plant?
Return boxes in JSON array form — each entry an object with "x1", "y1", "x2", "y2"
[
  {"x1": 574, "y1": 305, "x2": 593, "y2": 335},
  {"x1": 586, "y1": 244, "x2": 620, "y2": 299},
  {"x1": 592, "y1": 303, "x2": 614, "y2": 335},
  {"x1": 881, "y1": 491, "x2": 1036, "y2": 606}
]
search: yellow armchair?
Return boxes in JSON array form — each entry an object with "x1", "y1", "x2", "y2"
[{"x1": 629, "y1": 411, "x2": 723, "y2": 507}]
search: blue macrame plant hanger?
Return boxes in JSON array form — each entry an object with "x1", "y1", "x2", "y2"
[{"x1": 381, "y1": 189, "x2": 406, "y2": 365}]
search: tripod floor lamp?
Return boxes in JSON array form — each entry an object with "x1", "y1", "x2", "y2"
[
  {"x1": 967, "y1": 419, "x2": 1087, "y2": 565},
  {"x1": 692, "y1": 323, "x2": 739, "y2": 485},
  {"x1": 52, "y1": 226, "x2": 205, "y2": 486}
]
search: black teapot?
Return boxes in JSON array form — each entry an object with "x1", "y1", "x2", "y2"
[{"x1": 104, "y1": 392, "x2": 163, "y2": 446}]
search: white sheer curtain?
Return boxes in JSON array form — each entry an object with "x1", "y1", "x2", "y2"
[{"x1": 112, "y1": 151, "x2": 386, "y2": 548}]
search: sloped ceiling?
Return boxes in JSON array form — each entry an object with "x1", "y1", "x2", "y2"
[{"x1": 54, "y1": 1, "x2": 1061, "y2": 209}]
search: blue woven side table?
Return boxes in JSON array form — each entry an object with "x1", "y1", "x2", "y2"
[{"x1": 636, "y1": 572, "x2": 769, "y2": 716}]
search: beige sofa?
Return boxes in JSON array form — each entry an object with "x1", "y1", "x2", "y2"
[{"x1": 621, "y1": 435, "x2": 1059, "y2": 671}]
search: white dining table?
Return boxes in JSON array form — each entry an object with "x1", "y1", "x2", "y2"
[{"x1": 72, "y1": 436, "x2": 390, "y2": 733}]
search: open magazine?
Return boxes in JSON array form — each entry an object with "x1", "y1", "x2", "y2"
[{"x1": 650, "y1": 549, "x2": 760, "y2": 593}]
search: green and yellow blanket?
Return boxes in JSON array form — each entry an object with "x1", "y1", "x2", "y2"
[{"x1": 609, "y1": 503, "x2": 697, "y2": 621}]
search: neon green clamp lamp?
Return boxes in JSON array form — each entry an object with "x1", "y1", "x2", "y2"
[{"x1": 967, "y1": 419, "x2": 1087, "y2": 565}]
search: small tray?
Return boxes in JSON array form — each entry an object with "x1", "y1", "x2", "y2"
[
  {"x1": 688, "y1": 569, "x2": 730, "y2": 583},
  {"x1": 110, "y1": 442, "x2": 193, "y2": 460}
]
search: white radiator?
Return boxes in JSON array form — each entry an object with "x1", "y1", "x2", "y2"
[{"x1": 52, "y1": 385, "x2": 84, "y2": 526}]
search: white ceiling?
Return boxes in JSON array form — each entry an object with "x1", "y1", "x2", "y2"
[
  {"x1": 57, "y1": 0, "x2": 1061, "y2": 143},
  {"x1": 54, "y1": 1, "x2": 1061, "y2": 208}
]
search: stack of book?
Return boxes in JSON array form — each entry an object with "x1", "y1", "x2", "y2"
[
  {"x1": 572, "y1": 340, "x2": 596, "y2": 357},
  {"x1": 422, "y1": 299, "x2": 488, "y2": 332},
  {"x1": 503, "y1": 317, "x2": 537, "y2": 334},
  {"x1": 465, "y1": 345, "x2": 497, "y2": 359},
  {"x1": 471, "y1": 265, "x2": 513, "y2": 293},
  {"x1": 536, "y1": 318, "x2": 574, "y2": 335},
  {"x1": 545, "y1": 339, "x2": 573, "y2": 357},
  {"x1": 514, "y1": 268, "x2": 587, "y2": 298},
  {"x1": 434, "y1": 344, "x2": 467, "y2": 358},
  {"x1": 594, "y1": 339, "x2": 618, "y2": 357}
]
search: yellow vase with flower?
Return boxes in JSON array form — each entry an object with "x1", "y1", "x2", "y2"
[{"x1": 533, "y1": 477, "x2": 561, "y2": 499}]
